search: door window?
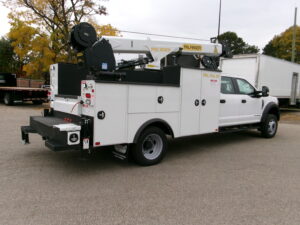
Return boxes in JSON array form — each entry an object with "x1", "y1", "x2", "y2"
[
  {"x1": 236, "y1": 79, "x2": 255, "y2": 95},
  {"x1": 221, "y1": 77, "x2": 235, "y2": 94}
]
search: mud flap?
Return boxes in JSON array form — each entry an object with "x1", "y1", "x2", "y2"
[{"x1": 112, "y1": 145, "x2": 129, "y2": 161}]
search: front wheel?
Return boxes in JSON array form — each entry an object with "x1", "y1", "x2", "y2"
[
  {"x1": 260, "y1": 114, "x2": 278, "y2": 138},
  {"x1": 132, "y1": 127, "x2": 167, "y2": 166}
]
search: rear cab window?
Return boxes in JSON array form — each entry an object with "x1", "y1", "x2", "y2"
[{"x1": 221, "y1": 77, "x2": 235, "y2": 94}]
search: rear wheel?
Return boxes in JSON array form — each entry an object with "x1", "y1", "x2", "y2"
[
  {"x1": 132, "y1": 127, "x2": 167, "y2": 166},
  {"x1": 3, "y1": 93, "x2": 14, "y2": 106},
  {"x1": 260, "y1": 114, "x2": 278, "y2": 138}
]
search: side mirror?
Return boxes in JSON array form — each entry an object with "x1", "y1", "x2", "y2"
[{"x1": 262, "y1": 86, "x2": 269, "y2": 97}]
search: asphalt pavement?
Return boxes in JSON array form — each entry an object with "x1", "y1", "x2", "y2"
[{"x1": 0, "y1": 104, "x2": 300, "y2": 225}]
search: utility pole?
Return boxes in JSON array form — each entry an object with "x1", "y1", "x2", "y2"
[
  {"x1": 217, "y1": 0, "x2": 222, "y2": 39},
  {"x1": 292, "y1": 7, "x2": 297, "y2": 63}
]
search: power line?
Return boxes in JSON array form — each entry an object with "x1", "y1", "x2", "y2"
[{"x1": 118, "y1": 30, "x2": 211, "y2": 42}]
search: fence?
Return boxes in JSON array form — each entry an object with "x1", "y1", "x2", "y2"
[{"x1": 17, "y1": 78, "x2": 45, "y2": 88}]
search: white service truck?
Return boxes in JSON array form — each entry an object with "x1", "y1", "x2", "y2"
[
  {"x1": 221, "y1": 54, "x2": 300, "y2": 107},
  {"x1": 21, "y1": 23, "x2": 280, "y2": 166}
]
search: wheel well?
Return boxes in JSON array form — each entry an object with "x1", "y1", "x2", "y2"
[
  {"x1": 262, "y1": 104, "x2": 280, "y2": 122},
  {"x1": 133, "y1": 119, "x2": 174, "y2": 143},
  {"x1": 268, "y1": 107, "x2": 280, "y2": 121}
]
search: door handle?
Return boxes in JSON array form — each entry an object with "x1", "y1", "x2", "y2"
[
  {"x1": 242, "y1": 99, "x2": 247, "y2": 103},
  {"x1": 220, "y1": 99, "x2": 226, "y2": 104}
]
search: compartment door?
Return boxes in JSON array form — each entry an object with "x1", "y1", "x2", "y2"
[
  {"x1": 93, "y1": 84, "x2": 128, "y2": 146},
  {"x1": 199, "y1": 72, "x2": 221, "y2": 134},
  {"x1": 180, "y1": 68, "x2": 201, "y2": 136}
]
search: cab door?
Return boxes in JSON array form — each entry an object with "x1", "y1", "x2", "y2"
[
  {"x1": 219, "y1": 76, "x2": 240, "y2": 126},
  {"x1": 234, "y1": 78, "x2": 262, "y2": 124}
]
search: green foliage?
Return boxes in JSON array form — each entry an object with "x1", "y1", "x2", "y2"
[
  {"x1": 263, "y1": 26, "x2": 300, "y2": 63},
  {"x1": 0, "y1": 37, "x2": 22, "y2": 73},
  {"x1": 218, "y1": 32, "x2": 259, "y2": 55}
]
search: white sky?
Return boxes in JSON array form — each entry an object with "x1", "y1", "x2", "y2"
[{"x1": 0, "y1": 0, "x2": 299, "y2": 50}]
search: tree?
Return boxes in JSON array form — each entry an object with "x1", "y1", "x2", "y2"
[
  {"x1": 263, "y1": 26, "x2": 300, "y2": 63},
  {"x1": 0, "y1": 37, "x2": 22, "y2": 73},
  {"x1": 88, "y1": 20, "x2": 121, "y2": 37},
  {"x1": 218, "y1": 32, "x2": 259, "y2": 55},
  {"x1": 3, "y1": 0, "x2": 107, "y2": 58},
  {"x1": 2, "y1": 0, "x2": 119, "y2": 78},
  {"x1": 7, "y1": 14, "x2": 56, "y2": 79}
]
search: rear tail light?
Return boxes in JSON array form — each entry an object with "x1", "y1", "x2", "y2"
[{"x1": 85, "y1": 93, "x2": 91, "y2": 98}]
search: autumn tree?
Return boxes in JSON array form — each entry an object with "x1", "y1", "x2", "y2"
[
  {"x1": 2, "y1": 0, "x2": 119, "y2": 78},
  {"x1": 88, "y1": 20, "x2": 121, "y2": 37},
  {"x1": 218, "y1": 32, "x2": 259, "y2": 55},
  {"x1": 263, "y1": 26, "x2": 300, "y2": 63},
  {"x1": 8, "y1": 15, "x2": 55, "y2": 79}
]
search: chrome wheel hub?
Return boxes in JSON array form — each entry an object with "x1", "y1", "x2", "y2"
[
  {"x1": 142, "y1": 134, "x2": 163, "y2": 160},
  {"x1": 268, "y1": 119, "x2": 277, "y2": 135}
]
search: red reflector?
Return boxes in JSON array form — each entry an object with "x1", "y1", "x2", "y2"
[
  {"x1": 85, "y1": 93, "x2": 91, "y2": 98},
  {"x1": 95, "y1": 142, "x2": 101, "y2": 146},
  {"x1": 92, "y1": 89, "x2": 95, "y2": 93},
  {"x1": 47, "y1": 91, "x2": 51, "y2": 96}
]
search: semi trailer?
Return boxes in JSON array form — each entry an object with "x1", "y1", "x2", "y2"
[
  {"x1": 0, "y1": 73, "x2": 48, "y2": 105},
  {"x1": 220, "y1": 54, "x2": 300, "y2": 107},
  {"x1": 21, "y1": 23, "x2": 280, "y2": 166}
]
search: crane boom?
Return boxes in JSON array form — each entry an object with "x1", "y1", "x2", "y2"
[{"x1": 103, "y1": 36, "x2": 222, "y2": 69}]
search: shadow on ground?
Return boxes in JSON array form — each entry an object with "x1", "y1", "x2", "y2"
[{"x1": 22, "y1": 130, "x2": 262, "y2": 174}]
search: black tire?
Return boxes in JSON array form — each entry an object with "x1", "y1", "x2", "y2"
[
  {"x1": 32, "y1": 100, "x2": 43, "y2": 105},
  {"x1": 260, "y1": 114, "x2": 278, "y2": 138},
  {"x1": 132, "y1": 127, "x2": 167, "y2": 166},
  {"x1": 3, "y1": 93, "x2": 14, "y2": 106}
]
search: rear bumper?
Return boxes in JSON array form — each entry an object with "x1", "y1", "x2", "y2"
[{"x1": 21, "y1": 110, "x2": 92, "y2": 151}]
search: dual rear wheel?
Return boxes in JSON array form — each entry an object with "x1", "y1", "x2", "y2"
[{"x1": 131, "y1": 127, "x2": 168, "y2": 166}]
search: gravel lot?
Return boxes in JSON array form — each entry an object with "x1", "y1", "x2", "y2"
[{"x1": 0, "y1": 104, "x2": 300, "y2": 225}]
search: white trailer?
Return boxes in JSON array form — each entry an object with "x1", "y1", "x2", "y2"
[{"x1": 220, "y1": 54, "x2": 300, "y2": 106}]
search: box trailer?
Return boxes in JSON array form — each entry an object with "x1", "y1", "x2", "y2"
[{"x1": 220, "y1": 54, "x2": 300, "y2": 106}]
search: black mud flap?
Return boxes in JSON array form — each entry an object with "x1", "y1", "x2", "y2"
[{"x1": 112, "y1": 145, "x2": 129, "y2": 161}]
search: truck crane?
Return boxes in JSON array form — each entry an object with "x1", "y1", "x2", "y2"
[{"x1": 21, "y1": 23, "x2": 279, "y2": 166}]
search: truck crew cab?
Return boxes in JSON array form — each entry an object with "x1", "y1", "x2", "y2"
[
  {"x1": 219, "y1": 76, "x2": 279, "y2": 138},
  {"x1": 21, "y1": 23, "x2": 280, "y2": 166}
]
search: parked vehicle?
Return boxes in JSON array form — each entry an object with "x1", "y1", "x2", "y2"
[
  {"x1": 21, "y1": 23, "x2": 280, "y2": 166},
  {"x1": 220, "y1": 54, "x2": 300, "y2": 107},
  {"x1": 0, "y1": 73, "x2": 48, "y2": 105}
]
